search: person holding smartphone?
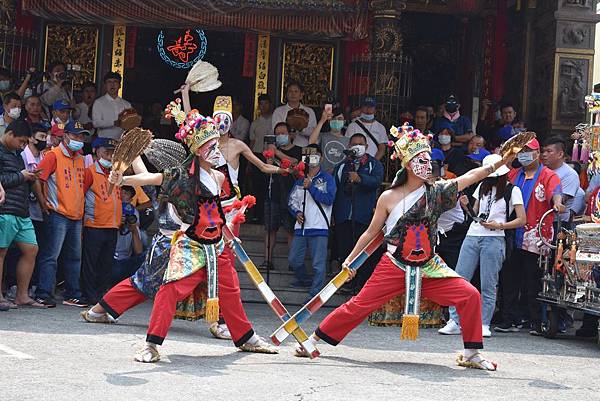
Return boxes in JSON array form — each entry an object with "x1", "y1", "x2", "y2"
[{"x1": 0, "y1": 120, "x2": 46, "y2": 310}]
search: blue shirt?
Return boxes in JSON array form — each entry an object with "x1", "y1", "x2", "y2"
[{"x1": 433, "y1": 115, "x2": 473, "y2": 136}]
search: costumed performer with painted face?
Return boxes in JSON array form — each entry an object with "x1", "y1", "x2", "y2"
[
  {"x1": 96, "y1": 107, "x2": 277, "y2": 362},
  {"x1": 295, "y1": 124, "x2": 517, "y2": 370}
]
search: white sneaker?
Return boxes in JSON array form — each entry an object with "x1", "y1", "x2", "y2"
[
  {"x1": 438, "y1": 320, "x2": 461, "y2": 335},
  {"x1": 482, "y1": 325, "x2": 491, "y2": 338}
]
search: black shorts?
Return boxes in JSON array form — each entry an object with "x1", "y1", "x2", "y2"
[{"x1": 264, "y1": 201, "x2": 294, "y2": 232}]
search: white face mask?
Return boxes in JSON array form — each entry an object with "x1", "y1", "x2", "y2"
[
  {"x1": 438, "y1": 134, "x2": 451, "y2": 145},
  {"x1": 8, "y1": 107, "x2": 21, "y2": 119},
  {"x1": 409, "y1": 152, "x2": 432, "y2": 180},
  {"x1": 350, "y1": 144, "x2": 366, "y2": 157},
  {"x1": 23, "y1": 88, "x2": 33, "y2": 99}
]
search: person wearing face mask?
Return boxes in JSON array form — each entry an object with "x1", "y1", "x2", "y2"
[
  {"x1": 494, "y1": 138, "x2": 565, "y2": 335},
  {"x1": 80, "y1": 137, "x2": 123, "y2": 305},
  {"x1": 309, "y1": 102, "x2": 349, "y2": 174},
  {"x1": 433, "y1": 95, "x2": 473, "y2": 145},
  {"x1": 34, "y1": 120, "x2": 92, "y2": 308},
  {"x1": 271, "y1": 81, "x2": 317, "y2": 147},
  {"x1": 288, "y1": 144, "x2": 336, "y2": 301},
  {"x1": 0, "y1": 120, "x2": 47, "y2": 310},
  {"x1": 344, "y1": 97, "x2": 388, "y2": 160},
  {"x1": 332, "y1": 133, "x2": 383, "y2": 292},
  {"x1": 0, "y1": 92, "x2": 22, "y2": 138},
  {"x1": 262, "y1": 122, "x2": 303, "y2": 269}
]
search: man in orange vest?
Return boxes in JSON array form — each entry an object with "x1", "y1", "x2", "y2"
[
  {"x1": 34, "y1": 120, "x2": 91, "y2": 308},
  {"x1": 80, "y1": 137, "x2": 121, "y2": 304}
]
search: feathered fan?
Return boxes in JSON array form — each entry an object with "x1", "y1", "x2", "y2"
[
  {"x1": 143, "y1": 138, "x2": 187, "y2": 171},
  {"x1": 108, "y1": 127, "x2": 153, "y2": 194},
  {"x1": 174, "y1": 60, "x2": 222, "y2": 94}
]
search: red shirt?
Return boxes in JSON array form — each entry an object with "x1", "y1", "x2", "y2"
[{"x1": 509, "y1": 165, "x2": 561, "y2": 255}]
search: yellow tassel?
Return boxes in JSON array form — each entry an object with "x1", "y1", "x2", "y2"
[
  {"x1": 400, "y1": 314, "x2": 419, "y2": 341},
  {"x1": 205, "y1": 298, "x2": 220, "y2": 323}
]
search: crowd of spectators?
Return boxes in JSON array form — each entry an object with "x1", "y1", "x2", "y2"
[{"x1": 0, "y1": 64, "x2": 597, "y2": 338}]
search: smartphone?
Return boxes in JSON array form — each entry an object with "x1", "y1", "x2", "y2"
[
  {"x1": 324, "y1": 103, "x2": 332, "y2": 114},
  {"x1": 264, "y1": 135, "x2": 276, "y2": 146}
]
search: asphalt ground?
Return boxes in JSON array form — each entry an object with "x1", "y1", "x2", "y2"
[{"x1": 0, "y1": 301, "x2": 599, "y2": 401}]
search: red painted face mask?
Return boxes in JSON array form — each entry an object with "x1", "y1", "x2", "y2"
[{"x1": 187, "y1": 196, "x2": 225, "y2": 244}]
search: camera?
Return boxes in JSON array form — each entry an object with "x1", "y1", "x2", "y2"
[
  {"x1": 122, "y1": 202, "x2": 138, "y2": 225},
  {"x1": 476, "y1": 213, "x2": 489, "y2": 223},
  {"x1": 343, "y1": 148, "x2": 358, "y2": 158}
]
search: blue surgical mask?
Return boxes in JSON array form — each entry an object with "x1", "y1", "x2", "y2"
[
  {"x1": 330, "y1": 120, "x2": 344, "y2": 131},
  {"x1": 0, "y1": 80, "x2": 9, "y2": 91},
  {"x1": 276, "y1": 134, "x2": 290, "y2": 147},
  {"x1": 360, "y1": 113, "x2": 375, "y2": 122},
  {"x1": 517, "y1": 151, "x2": 535, "y2": 166},
  {"x1": 99, "y1": 158, "x2": 112, "y2": 169},
  {"x1": 67, "y1": 138, "x2": 84, "y2": 152},
  {"x1": 438, "y1": 134, "x2": 451, "y2": 145}
]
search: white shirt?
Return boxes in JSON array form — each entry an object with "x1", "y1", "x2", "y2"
[
  {"x1": 92, "y1": 93, "x2": 131, "y2": 139},
  {"x1": 74, "y1": 102, "x2": 94, "y2": 125},
  {"x1": 467, "y1": 184, "x2": 524, "y2": 237},
  {"x1": 249, "y1": 114, "x2": 272, "y2": 152},
  {"x1": 438, "y1": 201, "x2": 465, "y2": 234},
  {"x1": 271, "y1": 103, "x2": 317, "y2": 147},
  {"x1": 345, "y1": 119, "x2": 388, "y2": 158},
  {"x1": 230, "y1": 115, "x2": 250, "y2": 142}
]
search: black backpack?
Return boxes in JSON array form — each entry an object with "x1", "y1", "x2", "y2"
[{"x1": 503, "y1": 183, "x2": 516, "y2": 260}]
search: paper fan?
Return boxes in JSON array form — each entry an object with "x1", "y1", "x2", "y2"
[
  {"x1": 186, "y1": 60, "x2": 222, "y2": 93},
  {"x1": 143, "y1": 138, "x2": 187, "y2": 170}
]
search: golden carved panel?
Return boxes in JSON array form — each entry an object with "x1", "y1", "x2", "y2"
[
  {"x1": 280, "y1": 41, "x2": 334, "y2": 107},
  {"x1": 44, "y1": 24, "x2": 98, "y2": 90}
]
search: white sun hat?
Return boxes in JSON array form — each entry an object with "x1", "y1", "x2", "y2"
[{"x1": 483, "y1": 153, "x2": 510, "y2": 177}]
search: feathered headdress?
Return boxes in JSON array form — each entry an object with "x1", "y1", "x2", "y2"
[
  {"x1": 165, "y1": 98, "x2": 219, "y2": 153},
  {"x1": 388, "y1": 122, "x2": 432, "y2": 168}
]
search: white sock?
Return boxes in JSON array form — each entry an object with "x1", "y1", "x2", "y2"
[
  {"x1": 246, "y1": 334, "x2": 260, "y2": 346},
  {"x1": 88, "y1": 309, "x2": 104, "y2": 318},
  {"x1": 464, "y1": 349, "x2": 479, "y2": 359},
  {"x1": 309, "y1": 334, "x2": 319, "y2": 345},
  {"x1": 146, "y1": 342, "x2": 157, "y2": 350}
]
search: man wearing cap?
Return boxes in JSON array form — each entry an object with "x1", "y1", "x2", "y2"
[
  {"x1": 495, "y1": 138, "x2": 565, "y2": 335},
  {"x1": 34, "y1": 120, "x2": 92, "y2": 308},
  {"x1": 345, "y1": 97, "x2": 388, "y2": 160},
  {"x1": 52, "y1": 99, "x2": 73, "y2": 127},
  {"x1": 0, "y1": 120, "x2": 46, "y2": 310},
  {"x1": 433, "y1": 95, "x2": 473, "y2": 144},
  {"x1": 271, "y1": 81, "x2": 317, "y2": 147},
  {"x1": 92, "y1": 72, "x2": 131, "y2": 139},
  {"x1": 80, "y1": 137, "x2": 121, "y2": 304}
]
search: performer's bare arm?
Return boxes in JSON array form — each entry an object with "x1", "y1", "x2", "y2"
[
  {"x1": 235, "y1": 138, "x2": 282, "y2": 174},
  {"x1": 131, "y1": 156, "x2": 149, "y2": 174},
  {"x1": 342, "y1": 191, "x2": 391, "y2": 276},
  {"x1": 109, "y1": 170, "x2": 164, "y2": 187},
  {"x1": 455, "y1": 151, "x2": 516, "y2": 192}
]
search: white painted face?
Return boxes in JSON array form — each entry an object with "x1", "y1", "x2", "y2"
[
  {"x1": 198, "y1": 138, "x2": 221, "y2": 166},
  {"x1": 213, "y1": 112, "x2": 232, "y2": 135},
  {"x1": 409, "y1": 151, "x2": 432, "y2": 181}
]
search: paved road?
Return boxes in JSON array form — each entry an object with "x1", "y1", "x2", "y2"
[{"x1": 0, "y1": 301, "x2": 598, "y2": 401}]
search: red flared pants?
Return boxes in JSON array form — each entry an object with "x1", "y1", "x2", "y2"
[
  {"x1": 100, "y1": 246, "x2": 254, "y2": 347},
  {"x1": 316, "y1": 254, "x2": 484, "y2": 349}
]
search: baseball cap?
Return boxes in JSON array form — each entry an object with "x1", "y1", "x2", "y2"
[
  {"x1": 53, "y1": 99, "x2": 74, "y2": 111},
  {"x1": 467, "y1": 148, "x2": 491, "y2": 162},
  {"x1": 431, "y1": 148, "x2": 445, "y2": 162},
  {"x1": 483, "y1": 153, "x2": 510, "y2": 177},
  {"x1": 524, "y1": 138, "x2": 540, "y2": 150},
  {"x1": 64, "y1": 120, "x2": 91, "y2": 136},
  {"x1": 361, "y1": 96, "x2": 376, "y2": 108},
  {"x1": 92, "y1": 137, "x2": 117, "y2": 149}
]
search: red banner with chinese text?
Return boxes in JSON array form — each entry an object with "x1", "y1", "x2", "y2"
[{"x1": 243, "y1": 33, "x2": 257, "y2": 78}]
